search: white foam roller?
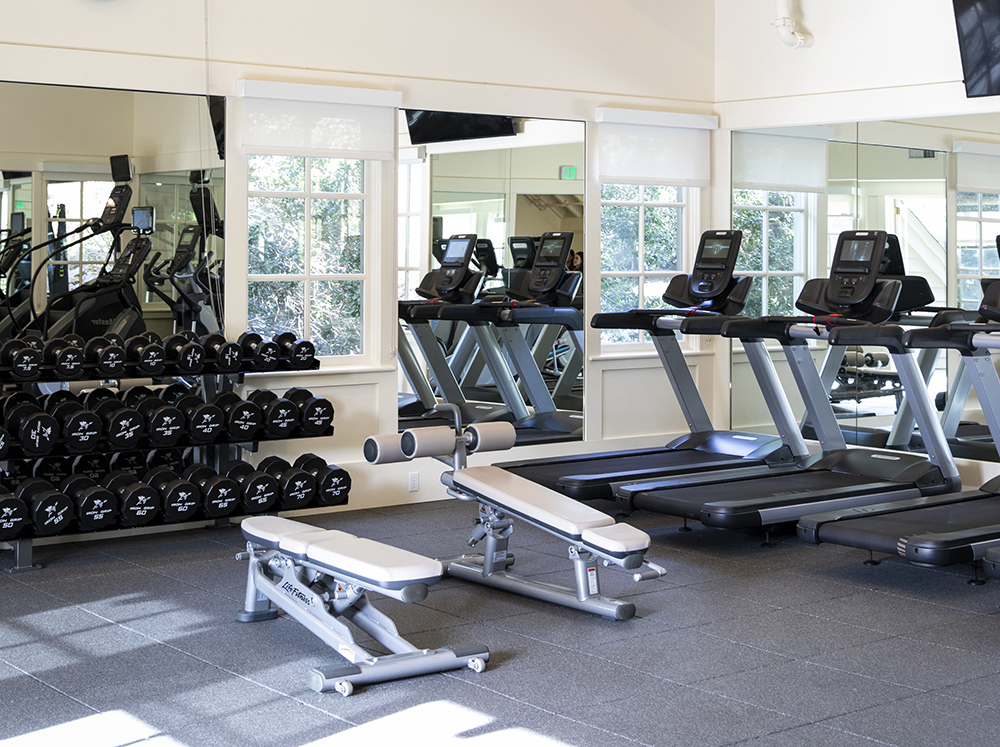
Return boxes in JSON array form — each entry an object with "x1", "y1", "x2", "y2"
[
  {"x1": 400, "y1": 426, "x2": 456, "y2": 459},
  {"x1": 465, "y1": 421, "x2": 517, "y2": 453},
  {"x1": 364, "y1": 433, "x2": 410, "y2": 464}
]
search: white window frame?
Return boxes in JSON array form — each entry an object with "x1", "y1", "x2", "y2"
[
  {"x1": 956, "y1": 190, "x2": 1000, "y2": 310},
  {"x1": 397, "y1": 157, "x2": 426, "y2": 301}
]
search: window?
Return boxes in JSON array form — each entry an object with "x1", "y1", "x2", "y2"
[
  {"x1": 45, "y1": 180, "x2": 115, "y2": 293},
  {"x1": 731, "y1": 189, "x2": 810, "y2": 318},
  {"x1": 397, "y1": 160, "x2": 424, "y2": 300},
  {"x1": 599, "y1": 183, "x2": 685, "y2": 344},
  {"x1": 956, "y1": 191, "x2": 1000, "y2": 310},
  {"x1": 246, "y1": 155, "x2": 367, "y2": 357}
]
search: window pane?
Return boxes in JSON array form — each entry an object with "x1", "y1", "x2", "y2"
[
  {"x1": 733, "y1": 189, "x2": 765, "y2": 207},
  {"x1": 959, "y1": 278, "x2": 981, "y2": 310},
  {"x1": 600, "y1": 204, "x2": 639, "y2": 272},
  {"x1": 768, "y1": 210, "x2": 796, "y2": 272},
  {"x1": 83, "y1": 182, "x2": 115, "y2": 218},
  {"x1": 600, "y1": 275, "x2": 640, "y2": 343},
  {"x1": 643, "y1": 275, "x2": 672, "y2": 307},
  {"x1": 247, "y1": 280, "x2": 305, "y2": 337},
  {"x1": 957, "y1": 192, "x2": 980, "y2": 218},
  {"x1": 312, "y1": 158, "x2": 363, "y2": 194},
  {"x1": 742, "y1": 277, "x2": 764, "y2": 319},
  {"x1": 643, "y1": 206, "x2": 680, "y2": 272},
  {"x1": 82, "y1": 232, "x2": 113, "y2": 263},
  {"x1": 957, "y1": 221, "x2": 980, "y2": 274},
  {"x1": 732, "y1": 208, "x2": 764, "y2": 272},
  {"x1": 312, "y1": 279, "x2": 363, "y2": 356},
  {"x1": 248, "y1": 196, "x2": 305, "y2": 274},
  {"x1": 47, "y1": 182, "x2": 82, "y2": 220},
  {"x1": 768, "y1": 191, "x2": 796, "y2": 207},
  {"x1": 601, "y1": 183, "x2": 639, "y2": 202},
  {"x1": 984, "y1": 193, "x2": 1000, "y2": 216},
  {"x1": 312, "y1": 198, "x2": 364, "y2": 274},
  {"x1": 643, "y1": 185, "x2": 678, "y2": 203},
  {"x1": 248, "y1": 155, "x2": 304, "y2": 192},
  {"x1": 407, "y1": 216, "x2": 422, "y2": 267},
  {"x1": 768, "y1": 275, "x2": 797, "y2": 316},
  {"x1": 407, "y1": 163, "x2": 422, "y2": 212}
]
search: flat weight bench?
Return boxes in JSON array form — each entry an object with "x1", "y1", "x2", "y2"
[
  {"x1": 237, "y1": 515, "x2": 489, "y2": 696},
  {"x1": 365, "y1": 416, "x2": 666, "y2": 621}
]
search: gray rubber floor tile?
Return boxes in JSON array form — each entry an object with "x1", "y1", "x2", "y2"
[
  {"x1": 795, "y1": 589, "x2": 979, "y2": 635},
  {"x1": 698, "y1": 607, "x2": 891, "y2": 657},
  {"x1": 806, "y1": 635, "x2": 1000, "y2": 690},
  {"x1": 697, "y1": 659, "x2": 920, "y2": 721},
  {"x1": 819, "y1": 692, "x2": 998, "y2": 746},
  {"x1": 0, "y1": 604, "x2": 115, "y2": 653},
  {"x1": 931, "y1": 669, "x2": 1000, "y2": 709},
  {"x1": 0, "y1": 674, "x2": 97, "y2": 741},
  {"x1": 561, "y1": 684, "x2": 806, "y2": 747},
  {"x1": 687, "y1": 570, "x2": 862, "y2": 608},
  {"x1": 415, "y1": 579, "x2": 562, "y2": 620},
  {"x1": 406, "y1": 620, "x2": 571, "y2": 671},
  {"x1": 733, "y1": 722, "x2": 900, "y2": 747},
  {"x1": 900, "y1": 612, "x2": 1000, "y2": 657},
  {"x1": 596, "y1": 626, "x2": 793, "y2": 684}
]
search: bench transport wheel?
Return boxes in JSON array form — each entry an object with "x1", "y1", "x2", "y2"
[
  {"x1": 334, "y1": 680, "x2": 353, "y2": 697},
  {"x1": 468, "y1": 657, "x2": 486, "y2": 674}
]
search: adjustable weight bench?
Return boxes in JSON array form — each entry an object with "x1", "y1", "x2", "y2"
[
  {"x1": 365, "y1": 414, "x2": 666, "y2": 620},
  {"x1": 237, "y1": 515, "x2": 489, "y2": 696}
]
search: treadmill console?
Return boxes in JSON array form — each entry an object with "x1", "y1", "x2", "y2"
[
  {"x1": 99, "y1": 184, "x2": 133, "y2": 229},
  {"x1": 434, "y1": 234, "x2": 477, "y2": 294},
  {"x1": 168, "y1": 225, "x2": 202, "y2": 274},
  {"x1": 528, "y1": 232, "x2": 574, "y2": 294},
  {"x1": 826, "y1": 230, "x2": 887, "y2": 307},
  {"x1": 689, "y1": 230, "x2": 742, "y2": 299},
  {"x1": 508, "y1": 236, "x2": 537, "y2": 269}
]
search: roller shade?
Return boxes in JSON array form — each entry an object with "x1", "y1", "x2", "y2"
[
  {"x1": 598, "y1": 122, "x2": 710, "y2": 186},
  {"x1": 732, "y1": 131, "x2": 829, "y2": 193},
  {"x1": 238, "y1": 80, "x2": 401, "y2": 160},
  {"x1": 954, "y1": 142, "x2": 1000, "y2": 193}
]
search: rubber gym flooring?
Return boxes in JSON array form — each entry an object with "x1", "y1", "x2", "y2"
[{"x1": 3, "y1": 499, "x2": 1000, "y2": 747}]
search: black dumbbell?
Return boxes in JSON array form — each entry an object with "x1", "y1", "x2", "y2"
[
  {"x1": 0, "y1": 339, "x2": 42, "y2": 381},
  {"x1": 15, "y1": 478, "x2": 74, "y2": 536},
  {"x1": 122, "y1": 388, "x2": 184, "y2": 448},
  {"x1": 182, "y1": 463, "x2": 241, "y2": 518},
  {"x1": 81, "y1": 387, "x2": 120, "y2": 411},
  {"x1": 83, "y1": 336, "x2": 127, "y2": 378},
  {"x1": 238, "y1": 332, "x2": 280, "y2": 371},
  {"x1": 200, "y1": 333, "x2": 243, "y2": 374},
  {"x1": 72, "y1": 452, "x2": 111, "y2": 481},
  {"x1": 273, "y1": 332, "x2": 316, "y2": 370},
  {"x1": 213, "y1": 392, "x2": 263, "y2": 442},
  {"x1": 146, "y1": 448, "x2": 185, "y2": 474},
  {"x1": 224, "y1": 461, "x2": 280, "y2": 514},
  {"x1": 283, "y1": 388, "x2": 334, "y2": 436},
  {"x1": 102, "y1": 471, "x2": 160, "y2": 527},
  {"x1": 172, "y1": 394, "x2": 225, "y2": 444},
  {"x1": 5, "y1": 458, "x2": 29, "y2": 485},
  {"x1": 59, "y1": 475, "x2": 118, "y2": 532},
  {"x1": 42, "y1": 338, "x2": 85, "y2": 380},
  {"x1": 257, "y1": 456, "x2": 317, "y2": 509},
  {"x1": 124, "y1": 334, "x2": 166, "y2": 376},
  {"x1": 293, "y1": 453, "x2": 351, "y2": 506},
  {"x1": 0, "y1": 490, "x2": 30, "y2": 541},
  {"x1": 46, "y1": 399, "x2": 104, "y2": 454},
  {"x1": 109, "y1": 450, "x2": 147, "y2": 478},
  {"x1": 3, "y1": 394, "x2": 58, "y2": 456},
  {"x1": 91, "y1": 398, "x2": 145, "y2": 449},
  {"x1": 162, "y1": 334, "x2": 205, "y2": 374},
  {"x1": 246, "y1": 390, "x2": 300, "y2": 438},
  {"x1": 32, "y1": 456, "x2": 72, "y2": 486},
  {"x1": 143, "y1": 467, "x2": 201, "y2": 524}
]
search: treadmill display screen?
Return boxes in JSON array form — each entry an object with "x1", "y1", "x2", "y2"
[
  {"x1": 442, "y1": 238, "x2": 470, "y2": 264},
  {"x1": 840, "y1": 239, "x2": 876, "y2": 263},
  {"x1": 537, "y1": 237, "x2": 565, "y2": 262},
  {"x1": 700, "y1": 238, "x2": 731, "y2": 263}
]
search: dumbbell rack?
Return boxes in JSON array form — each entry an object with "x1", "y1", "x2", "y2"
[{"x1": 0, "y1": 332, "x2": 350, "y2": 572}]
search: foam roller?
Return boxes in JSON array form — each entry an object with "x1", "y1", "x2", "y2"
[
  {"x1": 400, "y1": 426, "x2": 456, "y2": 459},
  {"x1": 363, "y1": 433, "x2": 409, "y2": 464},
  {"x1": 465, "y1": 422, "x2": 517, "y2": 454}
]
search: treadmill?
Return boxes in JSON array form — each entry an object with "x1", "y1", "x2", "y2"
[
  {"x1": 499, "y1": 229, "x2": 812, "y2": 500},
  {"x1": 798, "y1": 281, "x2": 1000, "y2": 570},
  {"x1": 615, "y1": 230, "x2": 961, "y2": 531}
]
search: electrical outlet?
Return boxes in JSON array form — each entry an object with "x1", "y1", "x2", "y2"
[{"x1": 408, "y1": 472, "x2": 419, "y2": 492}]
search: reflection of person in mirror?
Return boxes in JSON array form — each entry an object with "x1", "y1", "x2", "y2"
[{"x1": 569, "y1": 250, "x2": 584, "y2": 273}]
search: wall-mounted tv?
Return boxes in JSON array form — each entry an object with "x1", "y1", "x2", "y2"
[
  {"x1": 953, "y1": 0, "x2": 1000, "y2": 97},
  {"x1": 405, "y1": 109, "x2": 516, "y2": 145}
]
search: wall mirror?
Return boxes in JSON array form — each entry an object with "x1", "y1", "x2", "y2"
[{"x1": 0, "y1": 80, "x2": 224, "y2": 340}]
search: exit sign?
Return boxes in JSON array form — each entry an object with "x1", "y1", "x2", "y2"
[{"x1": 559, "y1": 165, "x2": 577, "y2": 180}]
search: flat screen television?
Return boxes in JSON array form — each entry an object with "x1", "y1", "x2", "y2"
[
  {"x1": 953, "y1": 0, "x2": 1000, "y2": 97},
  {"x1": 405, "y1": 110, "x2": 515, "y2": 145}
]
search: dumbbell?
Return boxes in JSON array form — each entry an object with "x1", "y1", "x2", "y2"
[
  {"x1": 223, "y1": 461, "x2": 280, "y2": 514},
  {"x1": 91, "y1": 398, "x2": 145, "y2": 449},
  {"x1": 162, "y1": 334, "x2": 206, "y2": 374},
  {"x1": 213, "y1": 392, "x2": 263, "y2": 441},
  {"x1": 72, "y1": 452, "x2": 111, "y2": 481},
  {"x1": 292, "y1": 453, "x2": 351, "y2": 506},
  {"x1": 83, "y1": 336, "x2": 127, "y2": 378},
  {"x1": 273, "y1": 332, "x2": 316, "y2": 370},
  {"x1": 0, "y1": 339, "x2": 42, "y2": 381},
  {"x1": 15, "y1": 478, "x2": 74, "y2": 536},
  {"x1": 283, "y1": 388, "x2": 335, "y2": 436},
  {"x1": 172, "y1": 394, "x2": 225, "y2": 444},
  {"x1": 109, "y1": 450, "x2": 147, "y2": 478},
  {"x1": 238, "y1": 332, "x2": 280, "y2": 371},
  {"x1": 42, "y1": 338, "x2": 85, "y2": 379},
  {"x1": 32, "y1": 456, "x2": 72, "y2": 486},
  {"x1": 258, "y1": 456, "x2": 318, "y2": 509},
  {"x1": 59, "y1": 475, "x2": 118, "y2": 532},
  {"x1": 200, "y1": 333, "x2": 243, "y2": 374},
  {"x1": 45, "y1": 398, "x2": 104, "y2": 453},
  {"x1": 246, "y1": 390, "x2": 300, "y2": 438},
  {"x1": 121, "y1": 387, "x2": 185, "y2": 448},
  {"x1": 2, "y1": 393, "x2": 58, "y2": 456},
  {"x1": 182, "y1": 463, "x2": 241, "y2": 518},
  {"x1": 146, "y1": 448, "x2": 185, "y2": 474},
  {"x1": 102, "y1": 471, "x2": 161, "y2": 527},
  {"x1": 143, "y1": 467, "x2": 201, "y2": 523},
  {"x1": 0, "y1": 490, "x2": 30, "y2": 541},
  {"x1": 124, "y1": 334, "x2": 166, "y2": 376}
]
